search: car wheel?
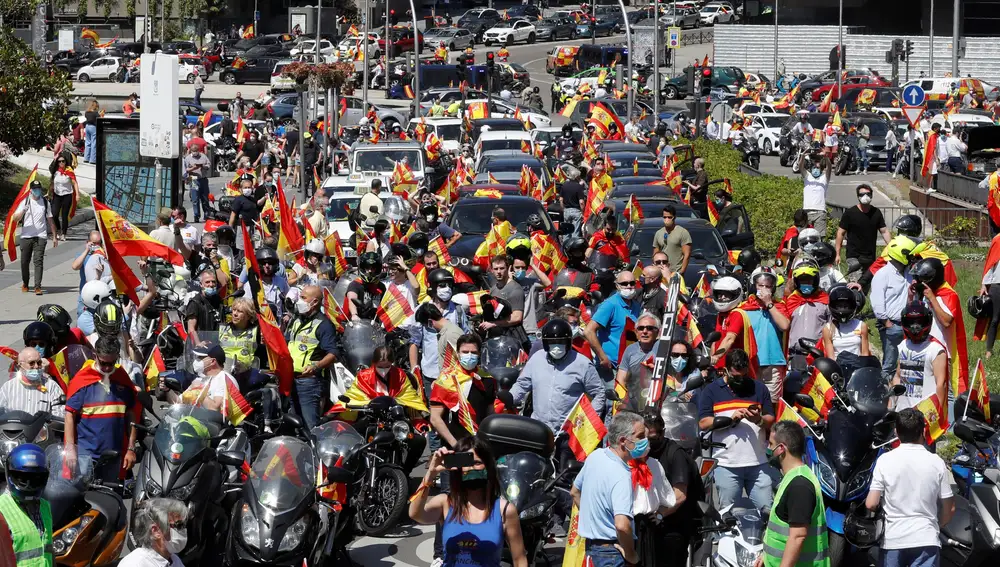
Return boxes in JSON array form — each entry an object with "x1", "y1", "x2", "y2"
[
  {"x1": 664, "y1": 85, "x2": 679, "y2": 99},
  {"x1": 713, "y1": 17, "x2": 719, "y2": 25},
  {"x1": 762, "y1": 138, "x2": 772, "y2": 155},
  {"x1": 223, "y1": 72, "x2": 237, "y2": 85},
  {"x1": 186, "y1": 73, "x2": 195, "y2": 84},
  {"x1": 614, "y1": 25, "x2": 621, "y2": 34},
  {"x1": 484, "y1": 40, "x2": 492, "y2": 47},
  {"x1": 527, "y1": 33, "x2": 536, "y2": 44},
  {"x1": 450, "y1": 42, "x2": 456, "y2": 51},
  {"x1": 78, "y1": 73, "x2": 90, "y2": 82},
  {"x1": 506, "y1": 36, "x2": 513, "y2": 46},
  {"x1": 801, "y1": 89, "x2": 813, "y2": 102}
]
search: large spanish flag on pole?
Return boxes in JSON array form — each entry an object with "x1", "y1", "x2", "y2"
[
  {"x1": 3, "y1": 165, "x2": 37, "y2": 262},
  {"x1": 274, "y1": 175, "x2": 305, "y2": 263}
]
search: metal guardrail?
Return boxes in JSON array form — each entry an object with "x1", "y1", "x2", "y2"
[
  {"x1": 936, "y1": 171, "x2": 986, "y2": 206},
  {"x1": 679, "y1": 29, "x2": 714, "y2": 47}
]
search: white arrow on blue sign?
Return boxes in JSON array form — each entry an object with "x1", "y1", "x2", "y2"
[{"x1": 902, "y1": 84, "x2": 926, "y2": 107}]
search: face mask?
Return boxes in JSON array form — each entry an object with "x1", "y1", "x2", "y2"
[
  {"x1": 31, "y1": 189, "x2": 43, "y2": 198},
  {"x1": 799, "y1": 284, "x2": 815, "y2": 296},
  {"x1": 513, "y1": 268, "x2": 527, "y2": 279},
  {"x1": 572, "y1": 325, "x2": 583, "y2": 338},
  {"x1": 811, "y1": 168, "x2": 822, "y2": 178},
  {"x1": 714, "y1": 199, "x2": 725, "y2": 207},
  {"x1": 643, "y1": 281, "x2": 658, "y2": 294},
  {"x1": 859, "y1": 194, "x2": 872, "y2": 205},
  {"x1": 425, "y1": 214, "x2": 436, "y2": 223},
  {"x1": 375, "y1": 366, "x2": 390, "y2": 377},
  {"x1": 765, "y1": 446, "x2": 784, "y2": 470},
  {"x1": 648, "y1": 436, "x2": 666, "y2": 455},
  {"x1": 203, "y1": 287, "x2": 217, "y2": 297},
  {"x1": 165, "y1": 528, "x2": 188, "y2": 554},
  {"x1": 547, "y1": 344, "x2": 567, "y2": 360},
  {"x1": 33, "y1": 346, "x2": 46, "y2": 359},
  {"x1": 461, "y1": 468, "x2": 489, "y2": 490},
  {"x1": 670, "y1": 357, "x2": 687, "y2": 373},
  {"x1": 24, "y1": 368, "x2": 44, "y2": 383},
  {"x1": 242, "y1": 188, "x2": 253, "y2": 196},
  {"x1": 629, "y1": 438, "x2": 650, "y2": 460},
  {"x1": 192, "y1": 359, "x2": 205, "y2": 374},
  {"x1": 296, "y1": 298, "x2": 312, "y2": 315},
  {"x1": 619, "y1": 288, "x2": 636, "y2": 300},
  {"x1": 459, "y1": 353, "x2": 479, "y2": 371},
  {"x1": 728, "y1": 373, "x2": 747, "y2": 388},
  {"x1": 436, "y1": 287, "x2": 453, "y2": 302}
]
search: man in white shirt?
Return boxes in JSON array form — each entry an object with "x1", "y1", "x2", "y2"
[
  {"x1": 624, "y1": 115, "x2": 642, "y2": 140},
  {"x1": 359, "y1": 179, "x2": 384, "y2": 228},
  {"x1": 171, "y1": 207, "x2": 199, "y2": 253},
  {"x1": 12, "y1": 180, "x2": 58, "y2": 295},
  {"x1": 893, "y1": 124, "x2": 923, "y2": 179},
  {"x1": 181, "y1": 343, "x2": 240, "y2": 421},
  {"x1": 798, "y1": 150, "x2": 833, "y2": 236},
  {"x1": 944, "y1": 130, "x2": 967, "y2": 173},
  {"x1": 0, "y1": 347, "x2": 66, "y2": 416},
  {"x1": 117, "y1": 498, "x2": 188, "y2": 567},
  {"x1": 866, "y1": 408, "x2": 954, "y2": 567}
]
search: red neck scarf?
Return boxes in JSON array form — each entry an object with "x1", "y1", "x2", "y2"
[
  {"x1": 630, "y1": 459, "x2": 652, "y2": 490},
  {"x1": 784, "y1": 290, "x2": 829, "y2": 313}
]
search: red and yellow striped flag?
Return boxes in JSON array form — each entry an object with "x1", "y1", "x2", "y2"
[
  {"x1": 561, "y1": 394, "x2": 607, "y2": 461},
  {"x1": 706, "y1": 197, "x2": 721, "y2": 226},
  {"x1": 431, "y1": 343, "x2": 479, "y2": 434},
  {"x1": 324, "y1": 231, "x2": 349, "y2": 278},
  {"x1": 143, "y1": 345, "x2": 166, "y2": 392},
  {"x1": 376, "y1": 283, "x2": 415, "y2": 332},
  {"x1": 392, "y1": 161, "x2": 418, "y2": 199},
  {"x1": 969, "y1": 358, "x2": 991, "y2": 421},
  {"x1": 322, "y1": 286, "x2": 348, "y2": 333},
  {"x1": 624, "y1": 194, "x2": 643, "y2": 225},
  {"x1": 223, "y1": 379, "x2": 253, "y2": 426},
  {"x1": 428, "y1": 235, "x2": 452, "y2": 265},
  {"x1": 4, "y1": 165, "x2": 37, "y2": 262},
  {"x1": 915, "y1": 393, "x2": 949, "y2": 444}
]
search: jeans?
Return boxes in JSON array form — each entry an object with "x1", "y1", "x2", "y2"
[
  {"x1": 586, "y1": 542, "x2": 627, "y2": 567},
  {"x1": 51, "y1": 192, "x2": 73, "y2": 235},
  {"x1": 879, "y1": 323, "x2": 905, "y2": 382},
  {"x1": 20, "y1": 237, "x2": 46, "y2": 289},
  {"x1": 984, "y1": 284, "x2": 1000, "y2": 353},
  {"x1": 194, "y1": 88, "x2": 204, "y2": 106},
  {"x1": 190, "y1": 177, "x2": 210, "y2": 221},
  {"x1": 880, "y1": 546, "x2": 940, "y2": 567},
  {"x1": 947, "y1": 156, "x2": 965, "y2": 174},
  {"x1": 858, "y1": 146, "x2": 870, "y2": 171},
  {"x1": 714, "y1": 464, "x2": 774, "y2": 512},
  {"x1": 885, "y1": 148, "x2": 896, "y2": 173},
  {"x1": 563, "y1": 207, "x2": 583, "y2": 238},
  {"x1": 84, "y1": 123, "x2": 97, "y2": 163},
  {"x1": 291, "y1": 375, "x2": 324, "y2": 430},
  {"x1": 423, "y1": 374, "x2": 441, "y2": 453},
  {"x1": 77, "y1": 451, "x2": 122, "y2": 484}
]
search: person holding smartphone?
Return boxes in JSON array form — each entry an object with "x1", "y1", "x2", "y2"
[{"x1": 409, "y1": 436, "x2": 528, "y2": 567}]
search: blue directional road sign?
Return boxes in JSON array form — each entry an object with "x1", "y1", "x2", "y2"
[{"x1": 902, "y1": 84, "x2": 926, "y2": 107}]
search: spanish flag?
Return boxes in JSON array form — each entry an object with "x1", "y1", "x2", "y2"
[
  {"x1": 3, "y1": 165, "x2": 36, "y2": 262},
  {"x1": 348, "y1": 24, "x2": 359, "y2": 36},
  {"x1": 275, "y1": 175, "x2": 305, "y2": 263},
  {"x1": 325, "y1": 232, "x2": 349, "y2": 278},
  {"x1": 664, "y1": 159, "x2": 683, "y2": 196},
  {"x1": 262, "y1": 443, "x2": 303, "y2": 485},
  {"x1": 799, "y1": 365, "x2": 836, "y2": 422},
  {"x1": 244, "y1": 224, "x2": 295, "y2": 396},
  {"x1": 561, "y1": 394, "x2": 607, "y2": 461},
  {"x1": 431, "y1": 343, "x2": 479, "y2": 434},
  {"x1": 530, "y1": 232, "x2": 567, "y2": 276},
  {"x1": 969, "y1": 359, "x2": 991, "y2": 421},
  {"x1": 915, "y1": 393, "x2": 949, "y2": 444},
  {"x1": 80, "y1": 28, "x2": 100, "y2": 42},
  {"x1": 466, "y1": 101, "x2": 489, "y2": 121},
  {"x1": 922, "y1": 131, "x2": 940, "y2": 179},
  {"x1": 143, "y1": 345, "x2": 166, "y2": 392},
  {"x1": 200, "y1": 109, "x2": 213, "y2": 128},
  {"x1": 560, "y1": 98, "x2": 579, "y2": 119},
  {"x1": 624, "y1": 194, "x2": 644, "y2": 225},
  {"x1": 563, "y1": 506, "x2": 587, "y2": 567},
  {"x1": 776, "y1": 398, "x2": 809, "y2": 426},
  {"x1": 706, "y1": 197, "x2": 721, "y2": 226},
  {"x1": 322, "y1": 286, "x2": 348, "y2": 333},
  {"x1": 818, "y1": 88, "x2": 835, "y2": 113},
  {"x1": 376, "y1": 283, "x2": 415, "y2": 332},
  {"x1": 936, "y1": 283, "x2": 970, "y2": 396},
  {"x1": 223, "y1": 380, "x2": 253, "y2": 426},
  {"x1": 241, "y1": 25, "x2": 255, "y2": 38},
  {"x1": 583, "y1": 172, "x2": 613, "y2": 221},
  {"x1": 472, "y1": 220, "x2": 514, "y2": 269},
  {"x1": 428, "y1": 235, "x2": 452, "y2": 265},
  {"x1": 392, "y1": 160, "x2": 418, "y2": 198},
  {"x1": 236, "y1": 115, "x2": 249, "y2": 145}
]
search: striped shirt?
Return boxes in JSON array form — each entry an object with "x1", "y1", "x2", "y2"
[
  {"x1": 66, "y1": 377, "x2": 135, "y2": 458},
  {"x1": 0, "y1": 374, "x2": 66, "y2": 417},
  {"x1": 697, "y1": 378, "x2": 773, "y2": 468}
]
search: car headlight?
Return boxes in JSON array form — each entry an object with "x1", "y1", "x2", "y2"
[
  {"x1": 812, "y1": 451, "x2": 837, "y2": 496},
  {"x1": 735, "y1": 542, "x2": 759, "y2": 567},
  {"x1": 519, "y1": 501, "x2": 549, "y2": 520},
  {"x1": 278, "y1": 516, "x2": 308, "y2": 552},
  {"x1": 241, "y1": 503, "x2": 260, "y2": 549},
  {"x1": 845, "y1": 467, "x2": 873, "y2": 500},
  {"x1": 392, "y1": 420, "x2": 410, "y2": 441},
  {"x1": 169, "y1": 482, "x2": 196, "y2": 501}
]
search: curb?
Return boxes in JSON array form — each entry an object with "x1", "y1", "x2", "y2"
[{"x1": 10, "y1": 208, "x2": 94, "y2": 248}]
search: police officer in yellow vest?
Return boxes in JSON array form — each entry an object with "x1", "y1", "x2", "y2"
[
  {"x1": 285, "y1": 285, "x2": 339, "y2": 429},
  {"x1": 761, "y1": 421, "x2": 830, "y2": 567},
  {"x1": 0, "y1": 444, "x2": 54, "y2": 567},
  {"x1": 220, "y1": 297, "x2": 260, "y2": 387}
]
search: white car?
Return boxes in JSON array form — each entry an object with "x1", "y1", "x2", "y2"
[
  {"x1": 745, "y1": 112, "x2": 787, "y2": 155},
  {"x1": 178, "y1": 61, "x2": 208, "y2": 83},
  {"x1": 291, "y1": 39, "x2": 335, "y2": 57},
  {"x1": 407, "y1": 117, "x2": 464, "y2": 154},
  {"x1": 558, "y1": 67, "x2": 615, "y2": 97},
  {"x1": 270, "y1": 60, "x2": 297, "y2": 92},
  {"x1": 491, "y1": 99, "x2": 551, "y2": 128},
  {"x1": 699, "y1": 3, "x2": 737, "y2": 24},
  {"x1": 482, "y1": 19, "x2": 537, "y2": 46},
  {"x1": 474, "y1": 130, "x2": 533, "y2": 161},
  {"x1": 76, "y1": 56, "x2": 124, "y2": 82},
  {"x1": 930, "y1": 112, "x2": 995, "y2": 130},
  {"x1": 335, "y1": 36, "x2": 379, "y2": 61}
]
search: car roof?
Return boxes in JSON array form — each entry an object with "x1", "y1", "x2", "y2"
[
  {"x1": 351, "y1": 140, "x2": 423, "y2": 150},
  {"x1": 478, "y1": 130, "x2": 531, "y2": 141},
  {"x1": 480, "y1": 149, "x2": 529, "y2": 159},
  {"x1": 452, "y1": 195, "x2": 542, "y2": 206},
  {"x1": 459, "y1": 183, "x2": 522, "y2": 194},
  {"x1": 635, "y1": 217, "x2": 717, "y2": 230},
  {"x1": 485, "y1": 157, "x2": 544, "y2": 167},
  {"x1": 472, "y1": 118, "x2": 527, "y2": 127}
]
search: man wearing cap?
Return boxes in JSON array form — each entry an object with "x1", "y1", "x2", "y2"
[
  {"x1": 184, "y1": 144, "x2": 212, "y2": 223},
  {"x1": 182, "y1": 343, "x2": 240, "y2": 419},
  {"x1": 11, "y1": 179, "x2": 58, "y2": 295}
]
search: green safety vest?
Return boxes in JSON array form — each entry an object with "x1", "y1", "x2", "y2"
[
  {"x1": 287, "y1": 317, "x2": 322, "y2": 373},
  {"x1": 220, "y1": 324, "x2": 257, "y2": 369},
  {"x1": 0, "y1": 493, "x2": 54, "y2": 567},
  {"x1": 763, "y1": 465, "x2": 830, "y2": 567}
]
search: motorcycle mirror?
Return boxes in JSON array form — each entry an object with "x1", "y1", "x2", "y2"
[
  {"x1": 793, "y1": 393, "x2": 814, "y2": 409},
  {"x1": 217, "y1": 450, "x2": 246, "y2": 468},
  {"x1": 797, "y1": 337, "x2": 824, "y2": 359},
  {"x1": 693, "y1": 251, "x2": 706, "y2": 260},
  {"x1": 953, "y1": 422, "x2": 977, "y2": 445},
  {"x1": 890, "y1": 384, "x2": 906, "y2": 397},
  {"x1": 371, "y1": 431, "x2": 395, "y2": 445},
  {"x1": 245, "y1": 388, "x2": 266, "y2": 403},
  {"x1": 137, "y1": 391, "x2": 157, "y2": 414},
  {"x1": 496, "y1": 390, "x2": 515, "y2": 412},
  {"x1": 704, "y1": 331, "x2": 722, "y2": 345},
  {"x1": 325, "y1": 465, "x2": 353, "y2": 485},
  {"x1": 283, "y1": 413, "x2": 306, "y2": 431},
  {"x1": 721, "y1": 228, "x2": 736, "y2": 237},
  {"x1": 605, "y1": 388, "x2": 621, "y2": 402},
  {"x1": 681, "y1": 375, "x2": 705, "y2": 393},
  {"x1": 629, "y1": 245, "x2": 641, "y2": 257},
  {"x1": 590, "y1": 290, "x2": 604, "y2": 303},
  {"x1": 711, "y1": 416, "x2": 734, "y2": 431},
  {"x1": 96, "y1": 449, "x2": 120, "y2": 466}
]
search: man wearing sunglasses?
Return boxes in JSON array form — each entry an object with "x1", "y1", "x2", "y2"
[
  {"x1": 585, "y1": 270, "x2": 644, "y2": 385},
  {"x1": 615, "y1": 313, "x2": 662, "y2": 410},
  {"x1": 653, "y1": 206, "x2": 692, "y2": 276}
]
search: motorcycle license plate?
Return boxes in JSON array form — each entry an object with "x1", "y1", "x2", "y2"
[{"x1": 345, "y1": 248, "x2": 357, "y2": 258}]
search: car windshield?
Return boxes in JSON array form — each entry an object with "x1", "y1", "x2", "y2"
[
  {"x1": 326, "y1": 195, "x2": 361, "y2": 220},
  {"x1": 354, "y1": 149, "x2": 422, "y2": 173},
  {"x1": 493, "y1": 21, "x2": 514, "y2": 28},
  {"x1": 760, "y1": 116, "x2": 786, "y2": 128},
  {"x1": 435, "y1": 124, "x2": 463, "y2": 140},
  {"x1": 480, "y1": 139, "x2": 528, "y2": 152},
  {"x1": 234, "y1": 39, "x2": 255, "y2": 49},
  {"x1": 449, "y1": 201, "x2": 551, "y2": 234}
]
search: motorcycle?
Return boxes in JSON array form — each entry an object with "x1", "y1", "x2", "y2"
[
  {"x1": 43, "y1": 444, "x2": 129, "y2": 566},
  {"x1": 735, "y1": 134, "x2": 760, "y2": 170},
  {"x1": 943, "y1": 417, "x2": 1000, "y2": 567},
  {"x1": 0, "y1": 406, "x2": 65, "y2": 482},
  {"x1": 835, "y1": 137, "x2": 858, "y2": 176},
  {"x1": 214, "y1": 136, "x2": 239, "y2": 174},
  {"x1": 699, "y1": 506, "x2": 765, "y2": 567},
  {"x1": 310, "y1": 420, "x2": 367, "y2": 563},
  {"x1": 329, "y1": 319, "x2": 387, "y2": 403}
]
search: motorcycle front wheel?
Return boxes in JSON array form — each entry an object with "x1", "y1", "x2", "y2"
[
  {"x1": 357, "y1": 466, "x2": 408, "y2": 537},
  {"x1": 750, "y1": 155, "x2": 760, "y2": 169},
  {"x1": 828, "y1": 531, "x2": 848, "y2": 567},
  {"x1": 836, "y1": 153, "x2": 850, "y2": 176}
]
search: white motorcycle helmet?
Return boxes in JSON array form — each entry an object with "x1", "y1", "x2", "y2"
[
  {"x1": 81, "y1": 280, "x2": 112, "y2": 310},
  {"x1": 305, "y1": 239, "x2": 326, "y2": 256},
  {"x1": 750, "y1": 266, "x2": 778, "y2": 288},
  {"x1": 797, "y1": 227, "x2": 822, "y2": 247},
  {"x1": 711, "y1": 276, "x2": 744, "y2": 313}
]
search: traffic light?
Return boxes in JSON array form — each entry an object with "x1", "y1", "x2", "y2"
[
  {"x1": 486, "y1": 51, "x2": 495, "y2": 70},
  {"x1": 389, "y1": 9, "x2": 398, "y2": 26},
  {"x1": 700, "y1": 67, "x2": 712, "y2": 98},
  {"x1": 891, "y1": 38, "x2": 904, "y2": 61},
  {"x1": 685, "y1": 66, "x2": 696, "y2": 97},
  {"x1": 905, "y1": 39, "x2": 914, "y2": 61}
]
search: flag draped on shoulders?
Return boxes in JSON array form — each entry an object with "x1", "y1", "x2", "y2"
[
  {"x1": 430, "y1": 344, "x2": 480, "y2": 434},
  {"x1": 935, "y1": 283, "x2": 969, "y2": 396}
]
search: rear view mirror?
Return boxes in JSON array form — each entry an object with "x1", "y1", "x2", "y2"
[
  {"x1": 890, "y1": 384, "x2": 906, "y2": 397},
  {"x1": 681, "y1": 375, "x2": 705, "y2": 394},
  {"x1": 793, "y1": 393, "x2": 814, "y2": 409},
  {"x1": 217, "y1": 451, "x2": 246, "y2": 468},
  {"x1": 704, "y1": 331, "x2": 722, "y2": 345},
  {"x1": 711, "y1": 416, "x2": 733, "y2": 430},
  {"x1": 371, "y1": 431, "x2": 395, "y2": 445},
  {"x1": 97, "y1": 450, "x2": 120, "y2": 466},
  {"x1": 283, "y1": 413, "x2": 306, "y2": 431},
  {"x1": 326, "y1": 465, "x2": 353, "y2": 484}
]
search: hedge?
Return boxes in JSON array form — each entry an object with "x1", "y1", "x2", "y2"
[{"x1": 689, "y1": 138, "x2": 803, "y2": 256}]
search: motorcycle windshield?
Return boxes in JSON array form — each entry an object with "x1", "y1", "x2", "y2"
[
  {"x1": 844, "y1": 367, "x2": 890, "y2": 415},
  {"x1": 497, "y1": 452, "x2": 552, "y2": 511},
  {"x1": 177, "y1": 332, "x2": 234, "y2": 376},
  {"x1": 153, "y1": 405, "x2": 214, "y2": 465},
  {"x1": 483, "y1": 337, "x2": 522, "y2": 373},
  {"x1": 44, "y1": 443, "x2": 93, "y2": 490},
  {"x1": 587, "y1": 250, "x2": 619, "y2": 273},
  {"x1": 732, "y1": 508, "x2": 765, "y2": 545},
  {"x1": 341, "y1": 321, "x2": 386, "y2": 373},
  {"x1": 332, "y1": 272, "x2": 357, "y2": 307},
  {"x1": 312, "y1": 421, "x2": 364, "y2": 468},
  {"x1": 659, "y1": 402, "x2": 700, "y2": 451},
  {"x1": 250, "y1": 437, "x2": 316, "y2": 511}
]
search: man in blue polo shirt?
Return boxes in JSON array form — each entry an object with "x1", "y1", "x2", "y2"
[
  {"x1": 698, "y1": 348, "x2": 775, "y2": 512},
  {"x1": 585, "y1": 269, "x2": 644, "y2": 385},
  {"x1": 571, "y1": 411, "x2": 644, "y2": 567}
]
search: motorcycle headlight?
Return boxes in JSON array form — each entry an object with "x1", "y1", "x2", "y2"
[
  {"x1": 519, "y1": 502, "x2": 549, "y2": 521},
  {"x1": 278, "y1": 516, "x2": 309, "y2": 552},
  {"x1": 845, "y1": 467, "x2": 873, "y2": 500},
  {"x1": 735, "y1": 542, "x2": 760, "y2": 567},
  {"x1": 53, "y1": 511, "x2": 93, "y2": 556},
  {"x1": 240, "y1": 503, "x2": 260, "y2": 549},
  {"x1": 392, "y1": 420, "x2": 410, "y2": 441},
  {"x1": 169, "y1": 482, "x2": 196, "y2": 501},
  {"x1": 144, "y1": 469, "x2": 162, "y2": 498},
  {"x1": 812, "y1": 452, "x2": 838, "y2": 496},
  {"x1": 33, "y1": 428, "x2": 48, "y2": 444}
]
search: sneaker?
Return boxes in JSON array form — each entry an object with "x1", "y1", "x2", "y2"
[
  {"x1": 892, "y1": 174, "x2": 898, "y2": 179},
  {"x1": 863, "y1": 169, "x2": 868, "y2": 174},
  {"x1": 21, "y1": 285, "x2": 28, "y2": 293},
  {"x1": 431, "y1": 557, "x2": 444, "y2": 567},
  {"x1": 34, "y1": 287, "x2": 42, "y2": 296}
]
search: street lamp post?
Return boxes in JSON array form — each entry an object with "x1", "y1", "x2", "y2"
[
  {"x1": 951, "y1": 0, "x2": 959, "y2": 77},
  {"x1": 773, "y1": 0, "x2": 778, "y2": 81},
  {"x1": 929, "y1": 0, "x2": 935, "y2": 76},
  {"x1": 591, "y1": 2, "x2": 596, "y2": 45},
  {"x1": 362, "y1": 0, "x2": 369, "y2": 108},
  {"x1": 652, "y1": 0, "x2": 659, "y2": 127},
  {"x1": 614, "y1": 0, "x2": 633, "y2": 114},
  {"x1": 410, "y1": 0, "x2": 420, "y2": 111},
  {"x1": 836, "y1": 0, "x2": 842, "y2": 106}
]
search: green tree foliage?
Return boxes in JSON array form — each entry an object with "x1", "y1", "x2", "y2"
[
  {"x1": 0, "y1": 30, "x2": 72, "y2": 156},
  {"x1": 0, "y1": 0, "x2": 42, "y2": 20}
]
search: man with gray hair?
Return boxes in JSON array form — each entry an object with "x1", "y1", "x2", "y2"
[
  {"x1": 558, "y1": 165, "x2": 586, "y2": 237},
  {"x1": 615, "y1": 312, "x2": 661, "y2": 410},
  {"x1": 640, "y1": 266, "x2": 667, "y2": 320},
  {"x1": 119, "y1": 498, "x2": 188, "y2": 567},
  {"x1": 571, "y1": 410, "x2": 645, "y2": 567}
]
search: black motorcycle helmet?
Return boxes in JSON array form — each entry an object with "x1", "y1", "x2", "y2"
[
  {"x1": 844, "y1": 502, "x2": 884, "y2": 550},
  {"x1": 911, "y1": 258, "x2": 945, "y2": 289},
  {"x1": 968, "y1": 293, "x2": 993, "y2": 320},
  {"x1": 735, "y1": 248, "x2": 761, "y2": 274},
  {"x1": 564, "y1": 237, "x2": 588, "y2": 262},
  {"x1": 893, "y1": 214, "x2": 923, "y2": 238},
  {"x1": 408, "y1": 231, "x2": 429, "y2": 257},
  {"x1": 419, "y1": 204, "x2": 438, "y2": 223},
  {"x1": 812, "y1": 357, "x2": 844, "y2": 386},
  {"x1": 427, "y1": 268, "x2": 455, "y2": 290},
  {"x1": 94, "y1": 299, "x2": 124, "y2": 337},
  {"x1": 902, "y1": 301, "x2": 933, "y2": 342},
  {"x1": 37, "y1": 304, "x2": 71, "y2": 342},
  {"x1": 541, "y1": 318, "x2": 573, "y2": 359},
  {"x1": 214, "y1": 224, "x2": 236, "y2": 246},
  {"x1": 23, "y1": 321, "x2": 54, "y2": 355},
  {"x1": 526, "y1": 213, "x2": 544, "y2": 233},
  {"x1": 562, "y1": 124, "x2": 573, "y2": 138},
  {"x1": 256, "y1": 246, "x2": 279, "y2": 266},
  {"x1": 358, "y1": 252, "x2": 382, "y2": 282},
  {"x1": 828, "y1": 285, "x2": 858, "y2": 324},
  {"x1": 803, "y1": 241, "x2": 836, "y2": 267}
]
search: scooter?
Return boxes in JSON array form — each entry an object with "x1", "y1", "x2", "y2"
[
  {"x1": 735, "y1": 135, "x2": 760, "y2": 170},
  {"x1": 943, "y1": 417, "x2": 1000, "y2": 567},
  {"x1": 700, "y1": 506, "x2": 765, "y2": 567}
]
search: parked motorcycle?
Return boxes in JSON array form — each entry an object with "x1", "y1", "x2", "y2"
[
  {"x1": 944, "y1": 418, "x2": 1000, "y2": 567},
  {"x1": 0, "y1": 402, "x2": 66, "y2": 480},
  {"x1": 214, "y1": 136, "x2": 239, "y2": 174},
  {"x1": 835, "y1": 137, "x2": 858, "y2": 176},
  {"x1": 700, "y1": 506, "x2": 765, "y2": 567},
  {"x1": 735, "y1": 134, "x2": 760, "y2": 170}
]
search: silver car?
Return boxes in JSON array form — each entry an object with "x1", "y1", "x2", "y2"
[
  {"x1": 660, "y1": 7, "x2": 700, "y2": 28},
  {"x1": 425, "y1": 27, "x2": 475, "y2": 51}
]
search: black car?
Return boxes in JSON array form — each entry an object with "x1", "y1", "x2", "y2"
[
  {"x1": 163, "y1": 41, "x2": 198, "y2": 53},
  {"x1": 844, "y1": 116, "x2": 890, "y2": 170},
  {"x1": 458, "y1": 8, "x2": 504, "y2": 42},
  {"x1": 218, "y1": 57, "x2": 282, "y2": 85},
  {"x1": 535, "y1": 17, "x2": 577, "y2": 40},
  {"x1": 604, "y1": 151, "x2": 658, "y2": 169},
  {"x1": 628, "y1": 218, "x2": 730, "y2": 288},
  {"x1": 53, "y1": 47, "x2": 127, "y2": 73},
  {"x1": 243, "y1": 44, "x2": 285, "y2": 58},
  {"x1": 230, "y1": 36, "x2": 285, "y2": 58},
  {"x1": 446, "y1": 196, "x2": 559, "y2": 260},
  {"x1": 583, "y1": 197, "x2": 699, "y2": 238}
]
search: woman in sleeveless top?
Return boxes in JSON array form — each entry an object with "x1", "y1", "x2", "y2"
[
  {"x1": 409, "y1": 436, "x2": 528, "y2": 567},
  {"x1": 822, "y1": 285, "x2": 871, "y2": 374}
]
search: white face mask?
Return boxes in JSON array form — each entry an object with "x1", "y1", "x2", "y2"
[
  {"x1": 547, "y1": 345, "x2": 567, "y2": 360},
  {"x1": 859, "y1": 194, "x2": 872, "y2": 205},
  {"x1": 192, "y1": 359, "x2": 205, "y2": 375},
  {"x1": 619, "y1": 288, "x2": 636, "y2": 300},
  {"x1": 296, "y1": 298, "x2": 312, "y2": 315},
  {"x1": 436, "y1": 287, "x2": 453, "y2": 302},
  {"x1": 165, "y1": 528, "x2": 187, "y2": 554},
  {"x1": 242, "y1": 187, "x2": 253, "y2": 196},
  {"x1": 375, "y1": 366, "x2": 390, "y2": 377}
]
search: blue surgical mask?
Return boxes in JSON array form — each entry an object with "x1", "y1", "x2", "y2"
[
  {"x1": 513, "y1": 268, "x2": 527, "y2": 279},
  {"x1": 204, "y1": 287, "x2": 218, "y2": 297},
  {"x1": 34, "y1": 346, "x2": 46, "y2": 359},
  {"x1": 799, "y1": 284, "x2": 815, "y2": 295},
  {"x1": 459, "y1": 353, "x2": 479, "y2": 371},
  {"x1": 811, "y1": 168, "x2": 821, "y2": 178},
  {"x1": 629, "y1": 438, "x2": 650, "y2": 460},
  {"x1": 670, "y1": 357, "x2": 687, "y2": 373},
  {"x1": 24, "y1": 368, "x2": 43, "y2": 383},
  {"x1": 31, "y1": 188, "x2": 43, "y2": 199}
]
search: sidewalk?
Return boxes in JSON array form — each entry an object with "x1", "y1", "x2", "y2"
[{"x1": 9, "y1": 150, "x2": 98, "y2": 193}]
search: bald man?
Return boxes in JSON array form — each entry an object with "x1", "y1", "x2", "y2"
[
  {"x1": 284, "y1": 285, "x2": 340, "y2": 428},
  {"x1": 0, "y1": 347, "x2": 65, "y2": 416},
  {"x1": 641, "y1": 265, "x2": 668, "y2": 321}
]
